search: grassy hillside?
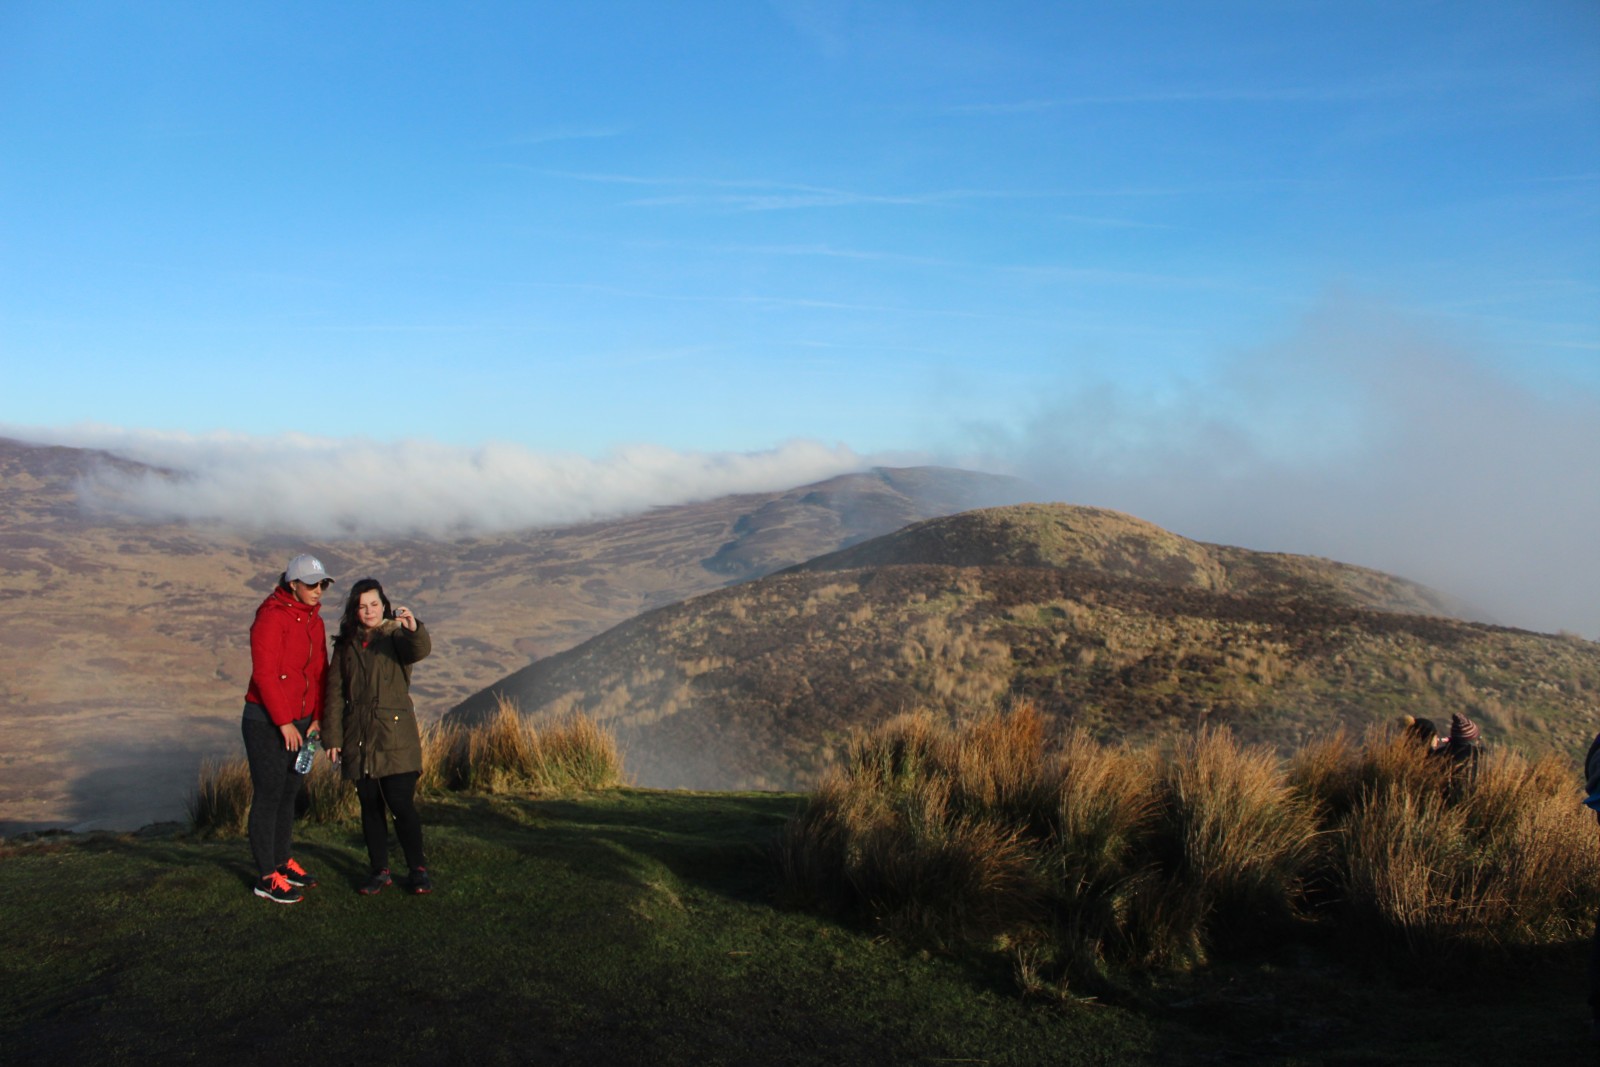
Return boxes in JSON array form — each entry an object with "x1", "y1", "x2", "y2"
[
  {"x1": 1, "y1": 790, "x2": 1588, "y2": 1066},
  {"x1": 452, "y1": 507, "x2": 1600, "y2": 792}
]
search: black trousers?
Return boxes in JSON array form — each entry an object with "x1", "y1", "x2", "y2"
[
  {"x1": 1590, "y1": 900, "x2": 1600, "y2": 1020},
  {"x1": 354, "y1": 772, "x2": 426, "y2": 874},
  {"x1": 241, "y1": 710, "x2": 310, "y2": 878}
]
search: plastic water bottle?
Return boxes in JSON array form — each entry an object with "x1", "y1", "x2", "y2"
[{"x1": 294, "y1": 731, "x2": 320, "y2": 774}]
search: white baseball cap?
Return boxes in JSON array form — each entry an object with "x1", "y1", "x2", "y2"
[{"x1": 285, "y1": 554, "x2": 334, "y2": 585}]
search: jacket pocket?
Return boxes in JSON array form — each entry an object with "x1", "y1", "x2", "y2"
[{"x1": 381, "y1": 711, "x2": 423, "y2": 751}]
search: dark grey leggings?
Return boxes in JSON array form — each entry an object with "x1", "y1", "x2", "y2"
[
  {"x1": 241, "y1": 709, "x2": 310, "y2": 878},
  {"x1": 354, "y1": 772, "x2": 426, "y2": 874}
]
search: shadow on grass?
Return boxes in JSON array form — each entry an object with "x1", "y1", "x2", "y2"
[
  {"x1": 445, "y1": 789, "x2": 1034, "y2": 1003},
  {"x1": 417, "y1": 788, "x2": 802, "y2": 906}
]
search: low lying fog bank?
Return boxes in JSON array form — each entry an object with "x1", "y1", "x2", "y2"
[
  {"x1": 17, "y1": 430, "x2": 872, "y2": 538},
  {"x1": 962, "y1": 299, "x2": 1600, "y2": 639},
  {"x1": 11, "y1": 294, "x2": 1596, "y2": 639}
]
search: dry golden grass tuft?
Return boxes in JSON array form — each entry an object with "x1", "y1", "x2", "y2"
[
  {"x1": 189, "y1": 697, "x2": 621, "y2": 835},
  {"x1": 429, "y1": 695, "x2": 625, "y2": 795},
  {"x1": 781, "y1": 704, "x2": 1599, "y2": 993},
  {"x1": 186, "y1": 754, "x2": 355, "y2": 836},
  {"x1": 1140, "y1": 729, "x2": 1320, "y2": 965},
  {"x1": 1337, "y1": 747, "x2": 1600, "y2": 955},
  {"x1": 781, "y1": 707, "x2": 1052, "y2": 947},
  {"x1": 1041, "y1": 730, "x2": 1159, "y2": 970},
  {"x1": 186, "y1": 757, "x2": 253, "y2": 837}
]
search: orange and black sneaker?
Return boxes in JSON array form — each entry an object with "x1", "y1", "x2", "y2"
[
  {"x1": 278, "y1": 857, "x2": 317, "y2": 888},
  {"x1": 254, "y1": 871, "x2": 303, "y2": 904}
]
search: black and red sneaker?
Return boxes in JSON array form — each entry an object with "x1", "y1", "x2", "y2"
[
  {"x1": 358, "y1": 869, "x2": 392, "y2": 896},
  {"x1": 407, "y1": 867, "x2": 433, "y2": 895}
]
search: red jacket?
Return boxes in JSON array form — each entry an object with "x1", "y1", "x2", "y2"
[{"x1": 245, "y1": 585, "x2": 329, "y2": 727}]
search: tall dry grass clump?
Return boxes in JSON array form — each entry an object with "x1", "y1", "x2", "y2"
[
  {"x1": 779, "y1": 704, "x2": 1318, "y2": 980},
  {"x1": 1137, "y1": 729, "x2": 1320, "y2": 965},
  {"x1": 951, "y1": 705, "x2": 1057, "y2": 832},
  {"x1": 1288, "y1": 726, "x2": 1450, "y2": 819},
  {"x1": 539, "y1": 711, "x2": 626, "y2": 791},
  {"x1": 1338, "y1": 780, "x2": 1469, "y2": 951},
  {"x1": 781, "y1": 704, "x2": 1598, "y2": 993},
  {"x1": 189, "y1": 697, "x2": 621, "y2": 835},
  {"x1": 187, "y1": 756, "x2": 253, "y2": 837},
  {"x1": 845, "y1": 710, "x2": 949, "y2": 792},
  {"x1": 430, "y1": 696, "x2": 624, "y2": 794},
  {"x1": 1286, "y1": 722, "x2": 1598, "y2": 955},
  {"x1": 188, "y1": 754, "x2": 355, "y2": 837},
  {"x1": 301, "y1": 756, "x2": 360, "y2": 822},
  {"x1": 781, "y1": 706, "x2": 1052, "y2": 946},
  {"x1": 1038, "y1": 730, "x2": 1159, "y2": 971},
  {"x1": 1336, "y1": 748, "x2": 1600, "y2": 955}
]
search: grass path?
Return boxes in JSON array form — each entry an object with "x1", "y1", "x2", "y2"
[{"x1": 0, "y1": 789, "x2": 1589, "y2": 1065}]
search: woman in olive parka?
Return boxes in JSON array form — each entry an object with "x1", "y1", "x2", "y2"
[{"x1": 322, "y1": 577, "x2": 434, "y2": 895}]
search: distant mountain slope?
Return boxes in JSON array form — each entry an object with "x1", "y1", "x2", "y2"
[
  {"x1": 0, "y1": 434, "x2": 1029, "y2": 830},
  {"x1": 702, "y1": 467, "x2": 1032, "y2": 579},
  {"x1": 451, "y1": 504, "x2": 1598, "y2": 792}
]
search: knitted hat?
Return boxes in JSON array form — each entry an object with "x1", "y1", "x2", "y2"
[{"x1": 1448, "y1": 713, "x2": 1480, "y2": 744}]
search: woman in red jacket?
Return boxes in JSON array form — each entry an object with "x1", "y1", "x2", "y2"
[{"x1": 242, "y1": 553, "x2": 334, "y2": 904}]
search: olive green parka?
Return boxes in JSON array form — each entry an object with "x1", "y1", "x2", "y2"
[{"x1": 321, "y1": 618, "x2": 432, "y2": 780}]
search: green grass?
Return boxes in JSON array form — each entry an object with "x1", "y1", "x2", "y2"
[
  {"x1": 0, "y1": 788, "x2": 1591, "y2": 1065},
  {"x1": 5, "y1": 790, "x2": 1150, "y2": 1065}
]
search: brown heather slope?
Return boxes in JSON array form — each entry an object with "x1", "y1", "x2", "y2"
[
  {"x1": 0, "y1": 436, "x2": 1028, "y2": 831},
  {"x1": 450, "y1": 505, "x2": 1599, "y2": 792}
]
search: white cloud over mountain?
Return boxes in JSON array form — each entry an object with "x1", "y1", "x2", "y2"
[
  {"x1": 11, "y1": 297, "x2": 1597, "y2": 639},
  {"x1": 963, "y1": 298, "x2": 1600, "y2": 638},
  {"x1": 15, "y1": 429, "x2": 871, "y2": 538}
]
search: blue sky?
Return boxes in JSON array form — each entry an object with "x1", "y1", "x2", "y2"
[
  {"x1": 3, "y1": 2, "x2": 1599, "y2": 634},
  {"x1": 3, "y1": 1, "x2": 1595, "y2": 452}
]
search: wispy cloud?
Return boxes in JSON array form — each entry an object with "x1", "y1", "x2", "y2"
[
  {"x1": 721, "y1": 243, "x2": 964, "y2": 267},
  {"x1": 9, "y1": 427, "x2": 872, "y2": 538},
  {"x1": 674, "y1": 242, "x2": 1224, "y2": 293},
  {"x1": 536, "y1": 168, "x2": 1299, "y2": 214},
  {"x1": 1050, "y1": 213, "x2": 1171, "y2": 230},
  {"x1": 999, "y1": 263, "x2": 1246, "y2": 291},
  {"x1": 538, "y1": 169, "x2": 1089, "y2": 212},
  {"x1": 504, "y1": 126, "x2": 625, "y2": 147},
  {"x1": 951, "y1": 89, "x2": 1338, "y2": 115},
  {"x1": 1520, "y1": 172, "x2": 1600, "y2": 184},
  {"x1": 622, "y1": 188, "x2": 933, "y2": 211},
  {"x1": 950, "y1": 72, "x2": 1474, "y2": 116}
]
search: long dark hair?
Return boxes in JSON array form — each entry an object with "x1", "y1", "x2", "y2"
[{"x1": 334, "y1": 577, "x2": 392, "y2": 650}]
